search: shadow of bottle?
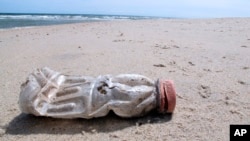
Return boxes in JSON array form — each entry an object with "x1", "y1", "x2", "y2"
[{"x1": 5, "y1": 110, "x2": 173, "y2": 135}]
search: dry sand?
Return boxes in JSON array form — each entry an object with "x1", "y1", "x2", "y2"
[{"x1": 0, "y1": 18, "x2": 250, "y2": 140}]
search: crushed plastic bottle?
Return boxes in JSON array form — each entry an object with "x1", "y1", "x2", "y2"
[{"x1": 19, "y1": 67, "x2": 176, "y2": 119}]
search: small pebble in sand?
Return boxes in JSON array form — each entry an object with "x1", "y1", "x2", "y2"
[
  {"x1": 238, "y1": 80, "x2": 246, "y2": 85},
  {"x1": 188, "y1": 61, "x2": 195, "y2": 66},
  {"x1": 172, "y1": 45, "x2": 180, "y2": 48},
  {"x1": 153, "y1": 64, "x2": 166, "y2": 67},
  {"x1": 203, "y1": 69, "x2": 211, "y2": 72},
  {"x1": 242, "y1": 67, "x2": 249, "y2": 70}
]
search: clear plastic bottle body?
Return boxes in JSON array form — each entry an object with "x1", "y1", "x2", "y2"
[{"x1": 19, "y1": 67, "x2": 158, "y2": 119}]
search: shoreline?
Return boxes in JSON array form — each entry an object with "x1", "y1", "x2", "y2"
[
  {"x1": 0, "y1": 18, "x2": 250, "y2": 140},
  {"x1": 0, "y1": 13, "x2": 158, "y2": 29},
  {"x1": 1, "y1": 17, "x2": 250, "y2": 30}
]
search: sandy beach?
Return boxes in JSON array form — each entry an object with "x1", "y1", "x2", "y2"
[{"x1": 0, "y1": 18, "x2": 250, "y2": 140}]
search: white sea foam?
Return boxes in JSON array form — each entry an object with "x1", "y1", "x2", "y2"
[{"x1": 0, "y1": 14, "x2": 157, "y2": 29}]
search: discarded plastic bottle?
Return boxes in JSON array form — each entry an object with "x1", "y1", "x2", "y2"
[{"x1": 19, "y1": 67, "x2": 176, "y2": 119}]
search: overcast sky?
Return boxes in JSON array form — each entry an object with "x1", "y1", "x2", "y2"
[{"x1": 0, "y1": 0, "x2": 250, "y2": 18}]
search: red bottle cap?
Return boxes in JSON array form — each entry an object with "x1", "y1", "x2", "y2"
[{"x1": 158, "y1": 79, "x2": 176, "y2": 113}]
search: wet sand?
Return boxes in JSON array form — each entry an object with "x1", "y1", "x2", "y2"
[{"x1": 0, "y1": 18, "x2": 250, "y2": 140}]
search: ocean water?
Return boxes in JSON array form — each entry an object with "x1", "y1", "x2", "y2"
[{"x1": 0, "y1": 13, "x2": 155, "y2": 29}]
